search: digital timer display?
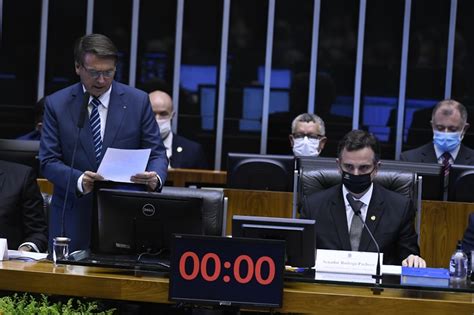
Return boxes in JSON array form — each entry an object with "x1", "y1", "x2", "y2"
[{"x1": 168, "y1": 234, "x2": 286, "y2": 308}]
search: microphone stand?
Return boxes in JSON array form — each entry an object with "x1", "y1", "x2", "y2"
[
  {"x1": 347, "y1": 193, "x2": 384, "y2": 294},
  {"x1": 60, "y1": 92, "x2": 90, "y2": 237}
]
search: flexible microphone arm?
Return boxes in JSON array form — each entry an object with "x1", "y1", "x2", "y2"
[
  {"x1": 60, "y1": 92, "x2": 90, "y2": 236},
  {"x1": 346, "y1": 193, "x2": 382, "y2": 286}
]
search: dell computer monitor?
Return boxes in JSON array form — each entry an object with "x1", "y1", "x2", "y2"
[
  {"x1": 232, "y1": 215, "x2": 316, "y2": 267},
  {"x1": 0, "y1": 139, "x2": 40, "y2": 177},
  {"x1": 93, "y1": 188, "x2": 203, "y2": 256},
  {"x1": 448, "y1": 164, "x2": 474, "y2": 202},
  {"x1": 226, "y1": 153, "x2": 295, "y2": 192}
]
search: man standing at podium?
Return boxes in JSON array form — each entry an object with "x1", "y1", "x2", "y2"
[
  {"x1": 302, "y1": 130, "x2": 426, "y2": 267},
  {"x1": 39, "y1": 34, "x2": 168, "y2": 252}
]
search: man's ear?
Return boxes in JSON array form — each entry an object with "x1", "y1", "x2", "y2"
[
  {"x1": 75, "y1": 62, "x2": 81, "y2": 75},
  {"x1": 336, "y1": 158, "x2": 342, "y2": 174},
  {"x1": 319, "y1": 137, "x2": 327, "y2": 151},
  {"x1": 289, "y1": 135, "x2": 294, "y2": 147}
]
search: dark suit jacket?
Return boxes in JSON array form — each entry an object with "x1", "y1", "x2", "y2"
[
  {"x1": 39, "y1": 81, "x2": 168, "y2": 251},
  {"x1": 301, "y1": 183, "x2": 420, "y2": 265},
  {"x1": 400, "y1": 142, "x2": 474, "y2": 164},
  {"x1": 0, "y1": 160, "x2": 48, "y2": 251},
  {"x1": 17, "y1": 130, "x2": 41, "y2": 141},
  {"x1": 462, "y1": 213, "x2": 474, "y2": 254},
  {"x1": 171, "y1": 134, "x2": 208, "y2": 169}
]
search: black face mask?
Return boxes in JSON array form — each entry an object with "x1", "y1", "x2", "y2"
[{"x1": 341, "y1": 170, "x2": 373, "y2": 194}]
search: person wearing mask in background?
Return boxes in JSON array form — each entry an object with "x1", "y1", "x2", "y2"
[
  {"x1": 289, "y1": 113, "x2": 327, "y2": 157},
  {"x1": 149, "y1": 90, "x2": 208, "y2": 169},
  {"x1": 400, "y1": 99, "x2": 474, "y2": 165},
  {"x1": 302, "y1": 130, "x2": 425, "y2": 267},
  {"x1": 40, "y1": 34, "x2": 168, "y2": 252}
]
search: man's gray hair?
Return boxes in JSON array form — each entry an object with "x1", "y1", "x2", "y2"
[
  {"x1": 431, "y1": 99, "x2": 468, "y2": 124},
  {"x1": 291, "y1": 113, "x2": 325, "y2": 135}
]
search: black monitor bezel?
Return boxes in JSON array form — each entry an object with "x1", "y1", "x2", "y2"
[{"x1": 232, "y1": 215, "x2": 316, "y2": 267}]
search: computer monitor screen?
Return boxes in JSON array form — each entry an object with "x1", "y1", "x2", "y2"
[
  {"x1": 140, "y1": 52, "x2": 167, "y2": 83},
  {"x1": 180, "y1": 65, "x2": 217, "y2": 92},
  {"x1": 380, "y1": 160, "x2": 444, "y2": 201},
  {"x1": 92, "y1": 189, "x2": 203, "y2": 256},
  {"x1": 448, "y1": 164, "x2": 474, "y2": 202},
  {"x1": 232, "y1": 215, "x2": 316, "y2": 267},
  {"x1": 226, "y1": 153, "x2": 295, "y2": 192},
  {"x1": 239, "y1": 86, "x2": 290, "y2": 131},
  {"x1": 0, "y1": 139, "x2": 40, "y2": 177},
  {"x1": 199, "y1": 85, "x2": 216, "y2": 130},
  {"x1": 257, "y1": 66, "x2": 292, "y2": 89}
]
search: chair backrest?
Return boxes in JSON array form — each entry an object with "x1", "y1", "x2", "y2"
[
  {"x1": 297, "y1": 157, "x2": 418, "y2": 212},
  {"x1": 161, "y1": 186, "x2": 225, "y2": 236}
]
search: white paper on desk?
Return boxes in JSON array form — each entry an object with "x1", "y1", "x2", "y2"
[
  {"x1": 8, "y1": 250, "x2": 48, "y2": 261},
  {"x1": 97, "y1": 148, "x2": 151, "y2": 182}
]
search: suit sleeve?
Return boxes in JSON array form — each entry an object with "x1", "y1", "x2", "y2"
[
  {"x1": 140, "y1": 95, "x2": 168, "y2": 185},
  {"x1": 462, "y1": 213, "x2": 474, "y2": 253},
  {"x1": 195, "y1": 144, "x2": 209, "y2": 169},
  {"x1": 20, "y1": 168, "x2": 48, "y2": 252},
  {"x1": 39, "y1": 96, "x2": 83, "y2": 194},
  {"x1": 396, "y1": 198, "x2": 420, "y2": 261}
]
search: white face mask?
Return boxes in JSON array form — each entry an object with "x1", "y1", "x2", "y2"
[
  {"x1": 157, "y1": 118, "x2": 171, "y2": 140},
  {"x1": 292, "y1": 136, "x2": 320, "y2": 157}
]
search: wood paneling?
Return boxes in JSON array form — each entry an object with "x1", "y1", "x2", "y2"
[
  {"x1": 419, "y1": 200, "x2": 473, "y2": 268},
  {"x1": 224, "y1": 188, "x2": 293, "y2": 234},
  {"x1": 37, "y1": 178, "x2": 53, "y2": 195},
  {"x1": 166, "y1": 168, "x2": 226, "y2": 187}
]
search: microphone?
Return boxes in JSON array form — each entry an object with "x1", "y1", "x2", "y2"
[
  {"x1": 346, "y1": 193, "x2": 383, "y2": 288},
  {"x1": 60, "y1": 92, "x2": 90, "y2": 237}
]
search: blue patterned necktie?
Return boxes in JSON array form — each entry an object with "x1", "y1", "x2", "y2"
[{"x1": 90, "y1": 98, "x2": 102, "y2": 164}]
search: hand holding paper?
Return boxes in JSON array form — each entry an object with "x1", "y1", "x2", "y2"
[{"x1": 97, "y1": 148, "x2": 151, "y2": 183}]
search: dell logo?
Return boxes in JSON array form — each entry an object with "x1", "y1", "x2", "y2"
[{"x1": 142, "y1": 203, "x2": 156, "y2": 216}]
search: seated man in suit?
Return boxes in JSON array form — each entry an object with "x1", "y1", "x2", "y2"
[
  {"x1": 289, "y1": 113, "x2": 327, "y2": 157},
  {"x1": 149, "y1": 90, "x2": 208, "y2": 169},
  {"x1": 0, "y1": 160, "x2": 48, "y2": 252},
  {"x1": 302, "y1": 130, "x2": 426, "y2": 267},
  {"x1": 462, "y1": 213, "x2": 474, "y2": 254},
  {"x1": 400, "y1": 99, "x2": 474, "y2": 165}
]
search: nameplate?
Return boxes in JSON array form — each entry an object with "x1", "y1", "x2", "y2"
[
  {"x1": 315, "y1": 249, "x2": 383, "y2": 275},
  {"x1": 0, "y1": 238, "x2": 9, "y2": 261}
]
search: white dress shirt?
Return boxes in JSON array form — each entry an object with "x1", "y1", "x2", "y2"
[{"x1": 342, "y1": 183, "x2": 374, "y2": 231}]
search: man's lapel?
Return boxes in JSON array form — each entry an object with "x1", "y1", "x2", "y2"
[
  {"x1": 330, "y1": 188, "x2": 352, "y2": 251},
  {"x1": 69, "y1": 85, "x2": 96, "y2": 169},
  {"x1": 359, "y1": 185, "x2": 385, "y2": 252},
  {"x1": 102, "y1": 82, "x2": 126, "y2": 155}
]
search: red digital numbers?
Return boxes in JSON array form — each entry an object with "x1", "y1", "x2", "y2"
[{"x1": 178, "y1": 251, "x2": 276, "y2": 285}]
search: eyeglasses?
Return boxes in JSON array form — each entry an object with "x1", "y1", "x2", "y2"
[
  {"x1": 292, "y1": 133, "x2": 324, "y2": 140},
  {"x1": 82, "y1": 66, "x2": 116, "y2": 79}
]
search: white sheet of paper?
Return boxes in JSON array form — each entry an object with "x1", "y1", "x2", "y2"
[
  {"x1": 97, "y1": 148, "x2": 151, "y2": 183},
  {"x1": 8, "y1": 250, "x2": 48, "y2": 261}
]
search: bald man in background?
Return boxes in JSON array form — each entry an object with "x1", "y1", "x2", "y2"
[{"x1": 149, "y1": 90, "x2": 209, "y2": 169}]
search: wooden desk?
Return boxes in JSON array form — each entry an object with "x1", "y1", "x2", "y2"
[
  {"x1": 166, "y1": 168, "x2": 226, "y2": 187},
  {"x1": 0, "y1": 260, "x2": 472, "y2": 314},
  {"x1": 35, "y1": 176, "x2": 474, "y2": 269}
]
